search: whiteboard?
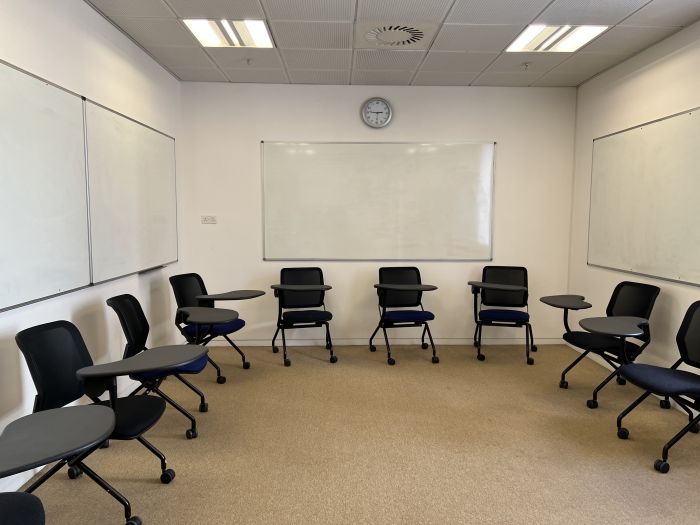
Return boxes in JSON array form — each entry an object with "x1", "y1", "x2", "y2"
[
  {"x1": 588, "y1": 109, "x2": 700, "y2": 285},
  {"x1": 86, "y1": 102, "x2": 178, "y2": 283},
  {"x1": 262, "y1": 142, "x2": 494, "y2": 261},
  {"x1": 0, "y1": 62, "x2": 90, "y2": 310}
]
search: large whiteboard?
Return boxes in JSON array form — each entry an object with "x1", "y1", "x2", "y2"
[
  {"x1": 0, "y1": 63, "x2": 90, "y2": 310},
  {"x1": 86, "y1": 102, "x2": 178, "y2": 283},
  {"x1": 262, "y1": 142, "x2": 494, "y2": 260},
  {"x1": 588, "y1": 109, "x2": 700, "y2": 285}
]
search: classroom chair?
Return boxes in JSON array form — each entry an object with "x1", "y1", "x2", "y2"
[
  {"x1": 471, "y1": 266, "x2": 535, "y2": 364},
  {"x1": 107, "y1": 294, "x2": 209, "y2": 439},
  {"x1": 369, "y1": 266, "x2": 439, "y2": 366},
  {"x1": 15, "y1": 321, "x2": 176, "y2": 485},
  {"x1": 617, "y1": 300, "x2": 700, "y2": 473},
  {"x1": 559, "y1": 281, "x2": 660, "y2": 408},
  {"x1": 169, "y1": 273, "x2": 249, "y2": 384},
  {"x1": 272, "y1": 267, "x2": 335, "y2": 366},
  {"x1": 0, "y1": 492, "x2": 45, "y2": 525}
]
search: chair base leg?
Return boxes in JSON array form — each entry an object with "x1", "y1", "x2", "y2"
[
  {"x1": 423, "y1": 323, "x2": 439, "y2": 364},
  {"x1": 559, "y1": 350, "x2": 589, "y2": 389},
  {"x1": 271, "y1": 327, "x2": 280, "y2": 353},
  {"x1": 587, "y1": 366, "x2": 620, "y2": 409},
  {"x1": 136, "y1": 436, "x2": 174, "y2": 483},
  {"x1": 224, "y1": 334, "x2": 250, "y2": 369},
  {"x1": 174, "y1": 374, "x2": 208, "y2": 412},
  {"x1": 381, "y1": 326, "x2": 395, "y2": 365},
  {"x1": 206, "y1": 355, "x2": 226, "y2": 384},
  {"x1": 281, "y1": 327, "x2": 291, "y2": 367},
  {"x1": 369, "y1": 323, "x2": 381, "y2": 352},
  {"x1": 154, "y1": 386, "x2": 198, "y2": 439}
]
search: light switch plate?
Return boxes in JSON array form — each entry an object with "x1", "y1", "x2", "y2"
[{"x1": 201, "y1": 215, "x2": 217, "y2": 224}]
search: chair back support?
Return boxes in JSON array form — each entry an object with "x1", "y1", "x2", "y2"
[
  {"x1": 606, "y1": 281, "x2": 660, "y2": 343},
  {"x1": 15, "y1": 321, "x2": 94, "y2": 412},
  {"x1": 107, "y1": 294, "x2": 149, "y2": 359},
  {"x1": 378, "y1": 267, "x2": 422, "y2": 308},
  {"x1": 481, "y1": 266, "x2": 528, "y2": 307},
  {"x1": 279, "y1": 267, "x2": 325, "y2": 308},
  {"x1": 677, "y1": 301, "x2": 700, "y2": 368},
  {"x1": 170, "y1": 273, "x2": 212, "y2": 324}
]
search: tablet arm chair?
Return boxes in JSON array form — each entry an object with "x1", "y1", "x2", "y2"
[
  {"x1": 472, "y1": 266, "x2": 535, "y2": 365},
  {"x1": 617, "y1": 300, "x2": 700, "y2": 474},
  {"x1": 0, "y1": 492, "x2": 45, "y2": 525},
  {"x1": 107, "y1": 294, "x2": 209, "y2": 439},
  {"x1": 368, "y1": 267, "x2": 439, "y2": 366},
  {"x1": 558, "y1": 281, "x2": 660, "y2": 409}
]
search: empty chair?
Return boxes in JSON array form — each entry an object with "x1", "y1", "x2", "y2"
[
  {"x1": 15, "y1": 321, "x2": 175, "y2": 485},
  {"x1": 558, "y1": 281, "x2": 660, "y2": 409},
  {"x1": 369, "y1": 266, "x2": 439, "y2": 366},
  {"x1": 471, "y1": 266, "x2": 535, "y2": 364},
  {"x1": 271, "y1": 267, "x2": 335, "y2": 367},
  {"x1": 0, "y1": 492, "x2": 44, "y2": 525},
  {"x1": 617, "y1": 300, "x2": 700, "y2": 474},
  {"x1": 107, "y1": 294, "x2": 209, "y2": 439}
]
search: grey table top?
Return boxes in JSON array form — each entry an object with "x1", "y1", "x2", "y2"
[
  {"x1": 0, "y1": 405, "x2": 114, "y2": 478},
  {"x1": 468, "y1": 281, "x2": 527, "y2": 292},
  {"x1": 374, "y1": 283, "x2": 437, "y2": 291},
  {"x1": 196, "y1": 290, "x2": 265, "y2": 301},
  {"x1": 77, "y1": 345, "x2": 207, "y2": 379},
  {"x1": 540, "y1": 294, "x2": 592, "y2": 310},
  {"x1": 271, "y1": 284, "x2": 332, "y2": 291},
  {"x1": 178, "y1": 306, "x2": 239, "y2": 324},
  {"x1": 579, "y1": 316, "x2": 648, "y2": 338}
]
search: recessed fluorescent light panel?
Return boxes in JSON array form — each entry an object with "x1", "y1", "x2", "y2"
[
  {"x1": 184, "y1": 19, "x2": 274, "y2": 48},
  {"x1": 507, "y1": 24, "x2": 607, "y2": 52}
]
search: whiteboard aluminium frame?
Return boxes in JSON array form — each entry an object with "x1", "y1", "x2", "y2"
[
  {"x1": 260, "y1": 140, "x2": 496, "y2": 262},
  {"x1": 586, "y1": 104, "x2": 700, "y2": 288}
]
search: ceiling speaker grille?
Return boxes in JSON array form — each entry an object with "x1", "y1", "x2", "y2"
[{"x1": 365, "y1": 25, "x2": 425, "y2": 46}]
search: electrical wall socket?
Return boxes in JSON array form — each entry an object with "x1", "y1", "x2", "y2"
[{"x1": 201, "y1": 215, "x2": 217, "y2": 224}]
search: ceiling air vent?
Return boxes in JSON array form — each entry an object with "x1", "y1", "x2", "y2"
[
  {"x1": 365, "y1": 26, "x2": 424, "y2": 47},
  {"x1": 354, "y1": 22, "x2": 438, "y2": 50}
]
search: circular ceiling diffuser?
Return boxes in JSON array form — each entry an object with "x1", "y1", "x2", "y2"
[{"x1": 365, "y1": 25, "x2": 424, "y2": 47}]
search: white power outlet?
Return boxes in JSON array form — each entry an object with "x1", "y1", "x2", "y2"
[{"x1": 201, "y1": 215, "x2": 217, "y2": 224}]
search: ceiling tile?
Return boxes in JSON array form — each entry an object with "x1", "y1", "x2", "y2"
[
  {"x1": 144, "y1": 45, "x2": 215, "y2": 69},
  {"x1": 446, "y1": 0, "x2": 553, "y2": 25},
  {"x1": 262, "y1": 0, "x2": 355, "y2": 21},
  {"x1": 88, "y1": 0, "x2": 174, "y2": 18},
  {"x1": 471, "y1": 71, "x2": 543, "y2": 86},
  {"x1": 488, "y1": 52, "x2": 572, "y2": 73},
  {"x1": 353, "y1": 49, "x2": 426, "y2": 70},
  {"x1": 550, "y1": 52, "x2": 628, "y2": 74},
  {"x1": 580, "y1": 26, "x2": 678, "y2": 54},
  {"x1": 224, "y1": 69, "x2": 289, "y2": 83},
  {"x1": 288, "y1": 69, "x2": 351, "y2": 84},
  {"x1": 165, "y1": 0, "x2": 264, "y2": 19},
  {"x1": 421, "y1": 51, "x2": 498, "y2": 71},
  {"x1": 168, "y1": 66, "x2": 227, "y2": 81},
  {"x1": 357, "y1": 0, "x2": 454, "y2": 23},
  {"x1": 431, "y1": 24, "x2": 523, "y2": 52},
  {"x1": 531, "y1": 71, "x2": 593, "y2": 86},
  {"x1": 271, "y1": 21, "x2": 353, "y2": 49},
  {"x1": 111, "y1": 18, "x2": 197, "y2": 47},
  {"x1": 207, "y1": 48, "x2": 283, "y2": 69},
  {"x1": 412, "y1": 71, "x2": 479, "y2": 85},
  {"x1": 351, "y1": 70, "x2": 413, "y2": 85},
  {"x1": 622, "y1": 0, "x2": 700, "y2": 28},
  {"x1": 537, "y1": 0, "x2": 650, "y2": 25},
  {"x1": 281, "y1": 49, "x2": 351, "y2": 69}
]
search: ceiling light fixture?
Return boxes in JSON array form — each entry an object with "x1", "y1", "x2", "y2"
[
  {"x1": 184, "y1": 19, "x2": 274, "y2": 48},
  {"x1": 183, "y1": 19, "x2": 228, "y2": 47},
  {"x1": 550, "y1": 25, "x2": 607, "y2": 52},
  {"x1": 507, "y1": 24, "x2": 607, "y2": 52}
]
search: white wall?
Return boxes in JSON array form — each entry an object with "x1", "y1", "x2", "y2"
[
  {"x1": 179, "y1": 83, "x2": 577, "y2": 346},
  {"x1": 0, "y1": 0, "x2": 181, "y2": 491},
  {"x1": 570, "y1": 21, "x2": 700, "y2": 367}
]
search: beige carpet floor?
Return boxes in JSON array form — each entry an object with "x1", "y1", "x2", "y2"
[{"x1": 25, "y1": 344, "x2": 699, "y2": 524}]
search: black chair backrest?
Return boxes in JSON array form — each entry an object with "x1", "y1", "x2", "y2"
[
  {"x1": 677, "y1": 301, "x2": 700, "y2": 368},
  {"x1": 15, "y1": 321, "x2": 94, "y2": 412},
  {"x1": 170, "y1": 273, "x2": 212, "y2": 324},
  {"x1": 107, "y1": 294, "x2": 149, "y2": 359},
  {"x1": 606, "y1": 281, "x2": 660, "y2": 343},
  {"x1": 481, "y1": 266, "x2": 528, "y2": 307},
  {"x1": 378, "y1": 267, "x2": 422, "y2": 308},
  {"x1": 279, "y1": 267, "x2": 325, "y2": 309}
]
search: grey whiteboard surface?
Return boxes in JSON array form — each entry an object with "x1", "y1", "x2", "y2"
[
  {"x1": 262, "y1": 142, "x2": 494, "y2": 261},
  {"x1": 588, "y1": 108, "x2": 700, "y2": 285},
  {"x1": 0, "y1": 63, "x2": 90, "y2": 310},
  {"x1": 86, "y1": 102, "x2": 177, "y2": 283}
]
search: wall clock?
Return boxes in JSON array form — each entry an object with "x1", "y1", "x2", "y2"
[{"x1": 361, "y1": 97, "x2": 392, "y2": 128}]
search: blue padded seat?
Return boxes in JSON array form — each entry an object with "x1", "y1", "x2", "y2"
[
  {"x1": 383, "y1": 310, "x2": 435, "y2": 323},
  {"x1": 132, "y1": 354, "x2": 209, "y2": 382},
  {"x1": 0, "y1": 492, "x2": 45, "y2": 525},
  {"x1": 182, "y1": 318, "x2": 245, "y2": 338},
  {"x1": 479, "y1": 309, "x2": 529, "y2": 322},
  {"x1": 282, "y1": 310, "x2": 333, "y2": 324},
  {"x1": 621, "y1": 363, "x2": 700, "y2": 397}
]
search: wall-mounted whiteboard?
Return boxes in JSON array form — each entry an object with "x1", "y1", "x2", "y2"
[
  {"x1": 588, "y1": 108, "x2": 700, "y2": 285},
  {"x1": 262, "y1": 142, "x2": 494, "y2": 260},
  {"x1": 0, "y1": 62, "x2": 90, "y2": 310},
  {"x1": 86, "y1": 102, "x2": 178, "y2": 283}
]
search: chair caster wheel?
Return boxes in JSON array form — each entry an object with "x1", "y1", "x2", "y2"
[
  {"x1": 654, "y1": 459, "x2": 670, "y2": 473},
  {"x1": 387, "y1": 357, "x2": 396, "y2": 366},
  {"x1": 431, "y1": 356, "x2": 439, "y2": 364},
  {"x1": 616, "y1": 377, "x2": 626, "y2": 385},
  {"x1": 586, "y1": 399, "x2": 598, "y2": 409},
  {"x1": 243, "y1": 361, "x2": 251, "y2": 370},
  {"x1": 126, "y1": 516, "x2": 143, "y2": 525},
  {"x1": 527, "y1": 357, "x2": 534, "y2": 365},
  {"x1": 330, "y1": 355, "x2": 338, "y2": 364},
  {"x1": 690, "y1": 423, "x2": 700, "y2": 434},
  {"x1": 531, "y1": 345, "x2": 538, "y2": 352},
  {"x1": 67, "y1": 466, "x2": 82, "y2": 479},
  {"x1": 477, "y1": 354, "x2": 485, "y2": 361},
  {"x1": 186, "y1": 428, "x2": 198, "y2": 439},
  {"x1": 421, "y1": 343, "x2": 429, "y2": 350},
  {"x1": 199, "y1": 403, "x2": 208, "y2": 413},
  {"x1": 272, "y1": 346, "x2": 279, "y2": 354},
  {"x1": 617, "y1": 427, "x2": 629, "y2": 440},
  {"x1": 160, "y1": 469, "x2": 176, "y2": 484},
  {"x1": 559, "y1": 380, "x2": 568, "y2": 389},
  {"x1": 369, "y1": 345, "x2": 376, "y2": 352},
  {"x1": 216, "y1": 376, "x2": 227, "y2": 384},
  {"x1": 284, "y1": 359, "x2": 291, "y2": 367},
  {"x1": 660, "y1": 399, "x2": 671, "y2": 409}
]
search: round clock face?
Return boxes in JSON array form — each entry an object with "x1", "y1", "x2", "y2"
[{"x1": 361, "y1": 97, "x2": 392, "y2": 128}]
